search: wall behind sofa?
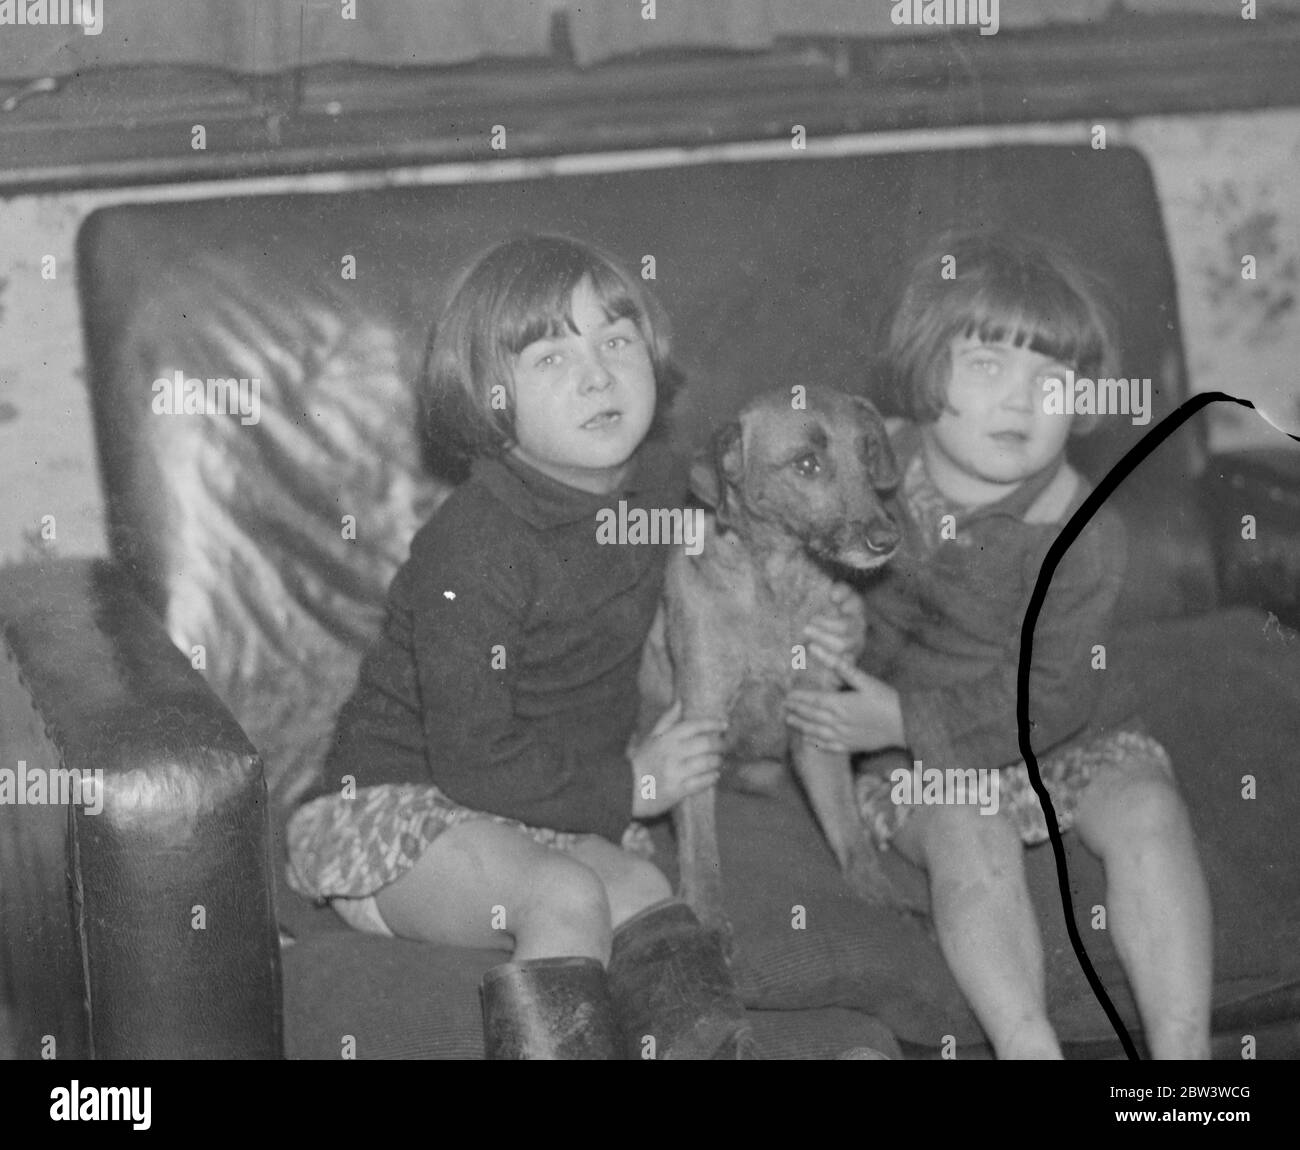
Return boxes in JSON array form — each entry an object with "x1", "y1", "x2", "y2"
[{"x1": 0, "y1": 108, "x2": 1297, "y2": 566}]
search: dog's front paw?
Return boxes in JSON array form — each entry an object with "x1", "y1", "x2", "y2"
[
  {"x1": 679, "y1": 888, "x2": 736, "y2": 962},
  {"x1": 705, "y1": 917, "x2": 737, "y2": 966},
  {"x1": 689, "y1": 903, "x2": 737, "y2": 962}
]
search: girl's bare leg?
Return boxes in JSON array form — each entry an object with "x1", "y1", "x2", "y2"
[
  {"x1": 893, "y1": 803, "x2": 1063, "y2": 1059},
  {"x1": 1073, "y1": 765, "x2": 1212, "y2": 1059},
  {"x1": 374, "y1": 820, "x2": 614, "y2": 962},
  {"x1": 564, "y1": 835, "x2": 673, "y2": 928}
]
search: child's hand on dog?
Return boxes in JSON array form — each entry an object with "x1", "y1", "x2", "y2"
[
  {"x1": 629, "y1": 700, "x2": 727, "y2": 818},
  {"x1": 783, "y1": 644, "x2": 904, "y2": 754},
  {"x1": 801, "y1": 582, "x2": 866, "y2": 664}
]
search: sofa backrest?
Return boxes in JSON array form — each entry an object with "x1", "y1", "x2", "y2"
[{"x1": 77, "y1": 144, "x2": 1209, "y2": 813}]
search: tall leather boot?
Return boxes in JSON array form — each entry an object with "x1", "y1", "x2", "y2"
[
  {"x1": 606, "y1": 899, "x2": 759, "y2": 1060},
  {"x1": 480, "y1": 956, "x2": 623, "y2": 1059}
]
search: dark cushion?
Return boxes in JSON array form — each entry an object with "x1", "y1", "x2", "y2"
[
  {"x1": 278, "y1": 602, "x2": 1300, "y2": 1057},
  {"x1": 1202, "y1": 447, "x2": 1300, "y2": 628},
  {"x1": 281, "y1": 924, "x2": 903, "y2": 1060},
  {"x1": 688, "y1": 599, "x2": 1300, "y2": 1049}
]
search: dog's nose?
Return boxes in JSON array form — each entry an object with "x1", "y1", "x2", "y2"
[{"x1": 866, "y1": 519, "x2": 900, "y2": 553}]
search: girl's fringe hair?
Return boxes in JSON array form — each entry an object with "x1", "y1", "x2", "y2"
[{"x1": 882, "y1": 228, "x2": 1120, "y2": 436}]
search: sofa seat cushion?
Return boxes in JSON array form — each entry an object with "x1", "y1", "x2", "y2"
[
  {"x1": 701, "y1": 605, "x2": 1300, "y2": 1047},
  {"x1": 279, "y1": 603, "x2": 1300, "y2": 1056},
  {"x1": 280, "y1": 913, "x2": 902, "y2": 1060}
]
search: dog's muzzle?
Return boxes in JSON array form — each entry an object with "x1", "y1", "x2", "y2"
[{"x1": 809, "y1": 517, "x2": 900, "y2": 570}]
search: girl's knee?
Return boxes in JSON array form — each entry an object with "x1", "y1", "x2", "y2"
[
  {"x1": 519, "y1": 854, "x2": 612, "y2": 935},
  {"x1": 1128, "y1": 778, "x2": 1192, "y2": 838},
  {"x1": 1078, "y1": 772, "x2": 1191, "y2": 854},
  {"x1": 916, "y1": 806, "x2": 1025, "y2": 903},
  {"x1": 919, "y1": 803, "x2": 1021, "y2": 868},
  {"x1": 607, "y1": 856, "x2": 672, "y2": 925}
]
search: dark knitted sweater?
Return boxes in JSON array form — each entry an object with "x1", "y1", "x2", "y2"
[
  {"x1": 317, "y1": 441, "x2": 687, "y2": 843},
  {"x1": 862, "y1": 423, "x2": 1135, "y2": 774}
]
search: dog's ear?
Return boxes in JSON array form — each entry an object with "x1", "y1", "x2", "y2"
[
  {"x1": 689, "y1": 419, "x2": 744, "y2": 525},
  {"x1": 853, "y1": 396, "x2": 901, "y2": 491}
]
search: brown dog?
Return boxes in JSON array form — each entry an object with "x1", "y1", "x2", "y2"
[{"x1": 638, "y1": 387, "x2": 908, "y2": 934}]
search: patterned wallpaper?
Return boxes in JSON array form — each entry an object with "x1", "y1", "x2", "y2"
[
  {"x1": 1128, "y1": 111, "x2": 1300, "y2": 453},
  {"x1": 0, "y1": 107, "x2": 1297, "y2": 566}
]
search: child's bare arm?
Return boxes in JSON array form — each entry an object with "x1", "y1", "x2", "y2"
[
  {"x1": 784, "y1": 649, "x2": 904, "y2": 754},
  {"x1": 627, "y1": 700, "x2": 726, "y2": 818}
]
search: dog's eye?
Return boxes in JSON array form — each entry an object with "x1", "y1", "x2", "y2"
[{"x1": 792, "y1": 454, "x2": 821, "y2": 477}]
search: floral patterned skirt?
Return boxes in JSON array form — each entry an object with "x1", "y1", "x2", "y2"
[
  {"x1": 856, "y1": 728, "x2": 1174, "y2": 849},
  {"x1": 285, "y1": 781, "x2": 652, "y2": 904}
]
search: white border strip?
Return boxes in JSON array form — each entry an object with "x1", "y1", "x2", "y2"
[{"x1": 69, "y1": 120, "x2": 1124, "y2": 209}]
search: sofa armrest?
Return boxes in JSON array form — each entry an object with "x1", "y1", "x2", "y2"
[
  {"x1": 1200, "y1": 447, "x2": 1300, "y2": 628},
  {"x1": 0, "y1": 559, "x2": 281, "y2": 1059}
]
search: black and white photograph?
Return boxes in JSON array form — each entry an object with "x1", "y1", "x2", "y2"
[{"x1": 0, "y1": 0, "x2": 1298, "y2": 1122}]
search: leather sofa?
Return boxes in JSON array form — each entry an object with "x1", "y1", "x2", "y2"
[{"x1": 2, "y1": 142, "x2": 1298, "y2": 1059}]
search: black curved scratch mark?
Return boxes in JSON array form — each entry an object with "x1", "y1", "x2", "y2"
[{"x1": 1016, "y1": 390, "x2": 1292, "y2": 1060}]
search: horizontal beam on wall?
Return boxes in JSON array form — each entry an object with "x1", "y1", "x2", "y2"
[{"x1": 0, "y1": 14, "x2": 1296, "y2": 195}]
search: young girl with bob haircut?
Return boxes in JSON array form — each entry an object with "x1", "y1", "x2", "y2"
[
  {"x1": 786, "y1": 230, "x2": 1213, "y2": 1060},
  {"x1": 286, "y1": 232, "x2": 858, "y2": 1059}
]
